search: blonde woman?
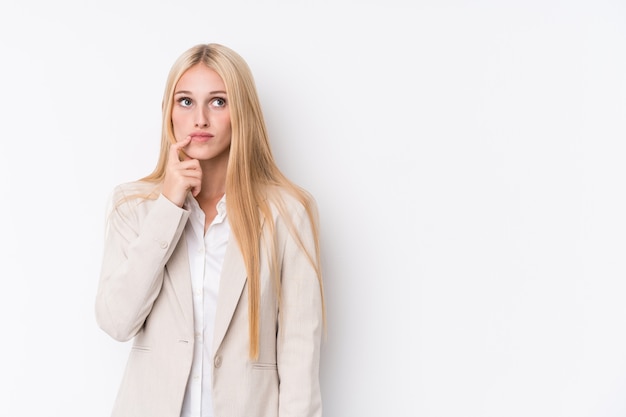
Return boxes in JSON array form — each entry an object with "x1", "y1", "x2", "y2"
[{"x1": 95, "y1": 43, "x2": 324, "y2": 417}]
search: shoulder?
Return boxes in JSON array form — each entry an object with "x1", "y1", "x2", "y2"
[
  {"x1": 105, "y1": 180, "x2": 162, "y2": 221},
  {"x1": 263, "y1": 184, "x2": 317, "y2": 217},
  {"x1": 261, "y1": 184, "x2": 319, "y2": 233},
  {"x1": 111, "y1": 180, "x2": 161, "y2": 199},
  {"x1": 109, "y1": 180, "x2": 161, "y2": 206}
]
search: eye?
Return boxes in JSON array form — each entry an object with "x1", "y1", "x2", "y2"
[
  {"x1": 211, "y1": 97, "x2": 227, "y2": 108},
  {"x1": 177, "y1": 97, "x2": 192, "y2": 107}
]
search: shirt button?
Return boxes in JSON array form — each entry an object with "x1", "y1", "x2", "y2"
[
  {"x1": 159, "y1": 241, "x2": 168, "y2": 249},
  {"x1": 214, "y1": 356, "x2": 222, "y2": 368}
]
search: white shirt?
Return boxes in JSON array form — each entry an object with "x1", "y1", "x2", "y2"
[{"x1": 180, "y1": 194, "x2": 230, "y2": 417}]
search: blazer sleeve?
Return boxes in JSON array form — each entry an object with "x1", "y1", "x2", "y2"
[
  {"x1": 95, "y1": 185, "x2": 190, "y2": 342},
  {"x1": 277, "y1": 199, "x2": 323, "y2": 417}
]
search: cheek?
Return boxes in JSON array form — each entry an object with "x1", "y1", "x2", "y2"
[
  {"x1": 220, "y1": 114, "x2": 232, "y2": 131},
  {"x1": 171, "y1": 112, "x2": 185, "y2": 134}
]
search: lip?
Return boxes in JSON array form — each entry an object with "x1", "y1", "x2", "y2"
[{"x1": 189, "y1": 132, "x2": 213, "y2": 142}]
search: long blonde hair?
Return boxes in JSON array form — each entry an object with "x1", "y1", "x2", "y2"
[{"x1": 141, "y1": 43, "x2": 324, "y2": 358}]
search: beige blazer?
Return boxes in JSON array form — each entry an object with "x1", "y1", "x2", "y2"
[{"x1": 95, "y1": 182, "x2": 323, "y2": 417}]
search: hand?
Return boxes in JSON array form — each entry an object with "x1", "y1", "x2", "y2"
[{"x1": 162, "y1": 137, "x2": 202, "y2": 207}]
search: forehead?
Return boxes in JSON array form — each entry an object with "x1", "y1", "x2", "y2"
[{"x1": 175, "y1": 63, "x2": 226, "y2": 93}]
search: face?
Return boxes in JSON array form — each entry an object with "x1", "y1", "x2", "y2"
[{"x1": 171, "y1": 63, "x2": 232, "y2": 163}]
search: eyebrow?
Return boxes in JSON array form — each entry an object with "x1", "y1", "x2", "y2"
[{"x1": 174, "y1": 90, "x2": 227, "y2": 95}]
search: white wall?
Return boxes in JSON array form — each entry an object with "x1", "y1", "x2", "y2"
[{"x1": 1, "y1": 1, "x2": 625, "y2": 416}]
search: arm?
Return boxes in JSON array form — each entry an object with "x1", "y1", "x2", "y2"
[
  {"x1": 277, "y1": 201, "x2": 324, "y2": 417},
  {"x1": 95, "y1": 186, "x2": 190, "y2": 342}
]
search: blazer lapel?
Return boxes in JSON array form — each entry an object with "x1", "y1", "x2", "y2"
[
  {"x1": 164, "y1": 234, "x2": 193, "y2": 325},
  {"x1": 212, "y1": 207, "x2": 268, "y2": 353},
  {"x1": 212, "y1": 237, "x2": 248, "y2": 354}
]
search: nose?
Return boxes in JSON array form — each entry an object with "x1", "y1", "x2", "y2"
[{"x1": 195, "y1": 108, "x2": 209, "y2": 128}]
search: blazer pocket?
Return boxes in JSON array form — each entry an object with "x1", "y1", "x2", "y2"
[
  {"x1": 252, "y1": 362, "x2": 277, "y2": 370},
  {"x1": 131, "y1": 345, "x2": 152, "y2": 353}
]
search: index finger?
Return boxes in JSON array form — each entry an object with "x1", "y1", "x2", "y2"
[{"x1": 169, "y1": 137, "x2": 191, "y2": 163}]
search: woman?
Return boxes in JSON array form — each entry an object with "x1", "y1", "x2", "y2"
[{"x1": 95, "y1": 43, "x2": 325, "y2": 417}]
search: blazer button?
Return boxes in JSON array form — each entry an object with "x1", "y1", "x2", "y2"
[{"x1": 214, "y1": 355, "x2": 222, "y2": 368}]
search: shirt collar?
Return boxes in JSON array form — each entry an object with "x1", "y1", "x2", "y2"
[{"x1": 184, "y1": 193, "x2": 227, "y2": 212}]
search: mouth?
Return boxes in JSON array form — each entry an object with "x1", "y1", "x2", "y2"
[{"x1": 189, "y1": 133, "x2": 213, "y2": 142}]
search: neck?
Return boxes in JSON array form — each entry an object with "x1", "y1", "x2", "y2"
[{"x1": 196, "y1": 156, "x2": 228, "y2": 200}]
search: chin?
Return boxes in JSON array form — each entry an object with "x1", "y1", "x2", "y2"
[{"x1": 188, "y1": 149, "x2": 230, "y2": 162}]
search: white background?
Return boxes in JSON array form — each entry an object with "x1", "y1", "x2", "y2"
[{"x1": 1, "y1": 1, "x2": 625, "y2": 416}]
